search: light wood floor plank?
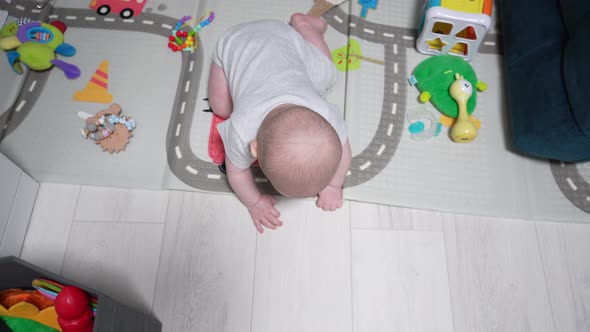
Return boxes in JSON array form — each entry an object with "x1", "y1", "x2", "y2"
[
  {"x1": 351, "y1": 201, "x2": 442, "y2": 231},
  {"x1": 153, "y1": 191, "x2": 257, "y2": 332},
  {"x1": 22, "y1": 182, "x2": 590, "y2": 332},
  {"x1": 60, "y1": 221, "x2": 164, "y2": 313},
  {"x1": 443, "y1": 214, "x2": 555, "y2": 332},
  {"x1": 536, "y1": 222, "x2": 590, "y2": 331},
  {"x1": 20, "y1": 183, "x2": 80, "y2": 274},
  {"x1": 74, "y1": 185, "x2": 169, "y2": 223},
  {"x1": 251, "y1": 198, "x2": 352, "y2": 332},
  {"x1": 0, "y1": 172, "x2": 38, "y2": 257},
  {"x1": 0, "y1": 153, "x2": 24, "y2": 241},
  {"x1": 352, "y1": 229, "x2": 454, "y2": 332}
]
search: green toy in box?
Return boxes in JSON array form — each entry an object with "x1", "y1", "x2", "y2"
[
  {"x1": 409, "y1": 55, "x2": 487, "y2": 118},
  {"x1": 1, "y1": 316, "x2": 58, "y2": 332}
]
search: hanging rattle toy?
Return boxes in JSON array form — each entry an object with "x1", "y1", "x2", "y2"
[
  {"x1": 167, "y1": 11, "x2": 215, "y2": 53},
  {"x1": 0, "y1": 19, "x2": 80, "y2": 79},
  {"x1": 409, "y1": 55, "x2": 487, "y2": 143}
]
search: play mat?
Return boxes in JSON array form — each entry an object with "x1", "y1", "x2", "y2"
[{"x1": 0, "y1": 0, "x2": 588, "y2": 222}]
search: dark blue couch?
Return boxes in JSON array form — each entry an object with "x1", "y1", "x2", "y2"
[{"x1": 499, "y1": 0, "x2": 590, "y2": 162}]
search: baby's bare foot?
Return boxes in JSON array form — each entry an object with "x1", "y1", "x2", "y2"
[
  {"x1": 316, "y1": 185, "x2": 343, "y2": 211},
  {"x1": 291, "y1": 13, "x2": 327, "y2": 34}
]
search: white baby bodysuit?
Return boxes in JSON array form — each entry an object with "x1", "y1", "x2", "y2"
[{"x1": 213, "y1": 20, "x2": 348, "y2": 169}]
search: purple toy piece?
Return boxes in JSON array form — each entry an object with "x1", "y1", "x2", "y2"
[
  {"x1": 16, "y1": 21, "x2": 41, "y2": 43},
  {"x1": 51, "y1": 59, "x2": 81, "y2": 79}
]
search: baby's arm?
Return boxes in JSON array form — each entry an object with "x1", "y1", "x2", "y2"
[
  {"x1": 225, "y1": 159, "x2": 283, "y2": 233},
  {"x1": 316, "y1": 139, "x2": 351, "y2": 211}
]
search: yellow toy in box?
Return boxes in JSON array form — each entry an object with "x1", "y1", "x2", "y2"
[{"x1": 0, "y1": 288, "x2": 61, "y2": 331}]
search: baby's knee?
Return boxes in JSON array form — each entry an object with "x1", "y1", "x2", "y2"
[{"x1": 290, "y1": 13, "x2": 328, "y2": 36}]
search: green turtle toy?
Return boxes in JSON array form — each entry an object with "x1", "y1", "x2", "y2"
[
  {"x1": 0, "y1": 20, "x2": 80, "y2": 79},
  {"x1": 409, "y1": 55, "x2": 487, "y2": 142}
]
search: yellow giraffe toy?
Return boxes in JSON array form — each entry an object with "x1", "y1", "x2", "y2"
[{"x1": 449, "y1": 73, "x2": 477, "y2": 143}]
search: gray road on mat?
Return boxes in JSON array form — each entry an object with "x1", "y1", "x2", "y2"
[
  {"x1": 0, "y1": 0, "x2": 52, "y2": 140},
  {"x1": 1, "y1": 1, "x2": 587, "y2": 214},
  {"x1": 550, "y1": 161, "x2": 590, "y2": 213}
]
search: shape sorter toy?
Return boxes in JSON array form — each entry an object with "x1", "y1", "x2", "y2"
[{"x1": 416, "y1": 0, "x2": 493, "y2": 61}]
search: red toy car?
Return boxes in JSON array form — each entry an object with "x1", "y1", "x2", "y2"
[{"x1": 89, "y1": 0, "x2": 147, "y2": 19}]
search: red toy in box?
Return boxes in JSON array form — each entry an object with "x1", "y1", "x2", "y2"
[{"x1": 55, "y1": 286, "x2": 94, "y2": 332}]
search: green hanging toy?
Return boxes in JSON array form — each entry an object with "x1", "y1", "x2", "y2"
[{"x1": 0, "y1": 19, "x2": 80, "y2": 79}]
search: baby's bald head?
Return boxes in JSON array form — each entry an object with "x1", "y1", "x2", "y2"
[{"x1": 256, "y1": 105, "x2": 342, "y2": 197}]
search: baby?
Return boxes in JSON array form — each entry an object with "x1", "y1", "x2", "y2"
[{"x1": 208, "y1": 13, "x2": 351, "y2": 233}]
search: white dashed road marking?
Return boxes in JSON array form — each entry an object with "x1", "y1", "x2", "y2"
[
  {"x1": 104, "y1": 18, "x2": 115, "y2": 22},
  {"x1": 180, "y1": 101, "x2": 186, "y2": 114},
  {"x1": 383, "y1": 32, "x2": 394, "y2": 38},
  {"x1": 143, "y1": 20, "x2": 154, "y2": 25},
  {"x1": 360, "y1": 161, "x2": 372, "y2": 170},
  {"x1": 185, "y1": 165, "x2": 198, "y2": 175},
  {"x1": 387, "y1": 123, "x2": 393, "y2": 136},
  {"x1": 175, "y1": 146, "x2": 182, "y2": 159},
  {"x1": 364, "y1": 28, "x2": 375, "y2": 34},
  {"x1": 334, "y1": 15, "x2": 343, "y2": 24},
  {"x1": 184, "y1": 81, "x2": 191, "y2": 93},
  {"x1": 15, "y1": 101, "x2": 25, "y2": 112},
  {"x1": 85, "y1": 17, "x2": 96, "y2": 21},
  {"x1": 29, "y1": 81, "x2": 37, "y2": 92},
  {"x1": 162, "y1": 24, "x2": 172, "y2": 29},
  {"x1": 567, "y1": 178, "x2": 577, "y2": 191},
  {"x1": 391, "y1": 103, "x2": 397, "y2": 114},
  {"x1": 175, "y1": 123, "x2": 181, "y2": 137},
  {"x1": 208, "y1": 174, "x2": 221, "y2": 179},
  {"x1": 66, "y1": 16, "x2": 77, "y2": 20},
  {"x1": 377, "y1": 144, "x2": 386, "y2": 156}
]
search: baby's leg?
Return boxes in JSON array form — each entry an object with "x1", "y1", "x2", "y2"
[
  {"x1": 207, "y1": 63, "x2": 233, "y2": 119},
  {"x1": 290, "y1": 13, "x2": 331, "y2": 59}
]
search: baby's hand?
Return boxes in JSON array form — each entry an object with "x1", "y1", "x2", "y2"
[
  {"x1": 247, "y1": 194, "x2": 283, "y2": 233},
  {"x1": 316, "y1": 185, "x2": 343, "y2": 211}
]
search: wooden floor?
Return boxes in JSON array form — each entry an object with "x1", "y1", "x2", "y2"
[{"x1": 19, "y1": 183, "x2": 590, "y2": 332}]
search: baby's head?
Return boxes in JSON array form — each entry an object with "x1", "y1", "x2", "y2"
[{"x1": 252, "y1": 105, "x2": 342, "y2": 197}]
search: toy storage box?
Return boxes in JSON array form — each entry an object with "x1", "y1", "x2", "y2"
[{"x1": 0, "y1": 256, "x2": 162, "y2": 332}]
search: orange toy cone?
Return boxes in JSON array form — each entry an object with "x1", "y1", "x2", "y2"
[{"x1": 74, "y1": 60, "x2": 113, "y2": 103}]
